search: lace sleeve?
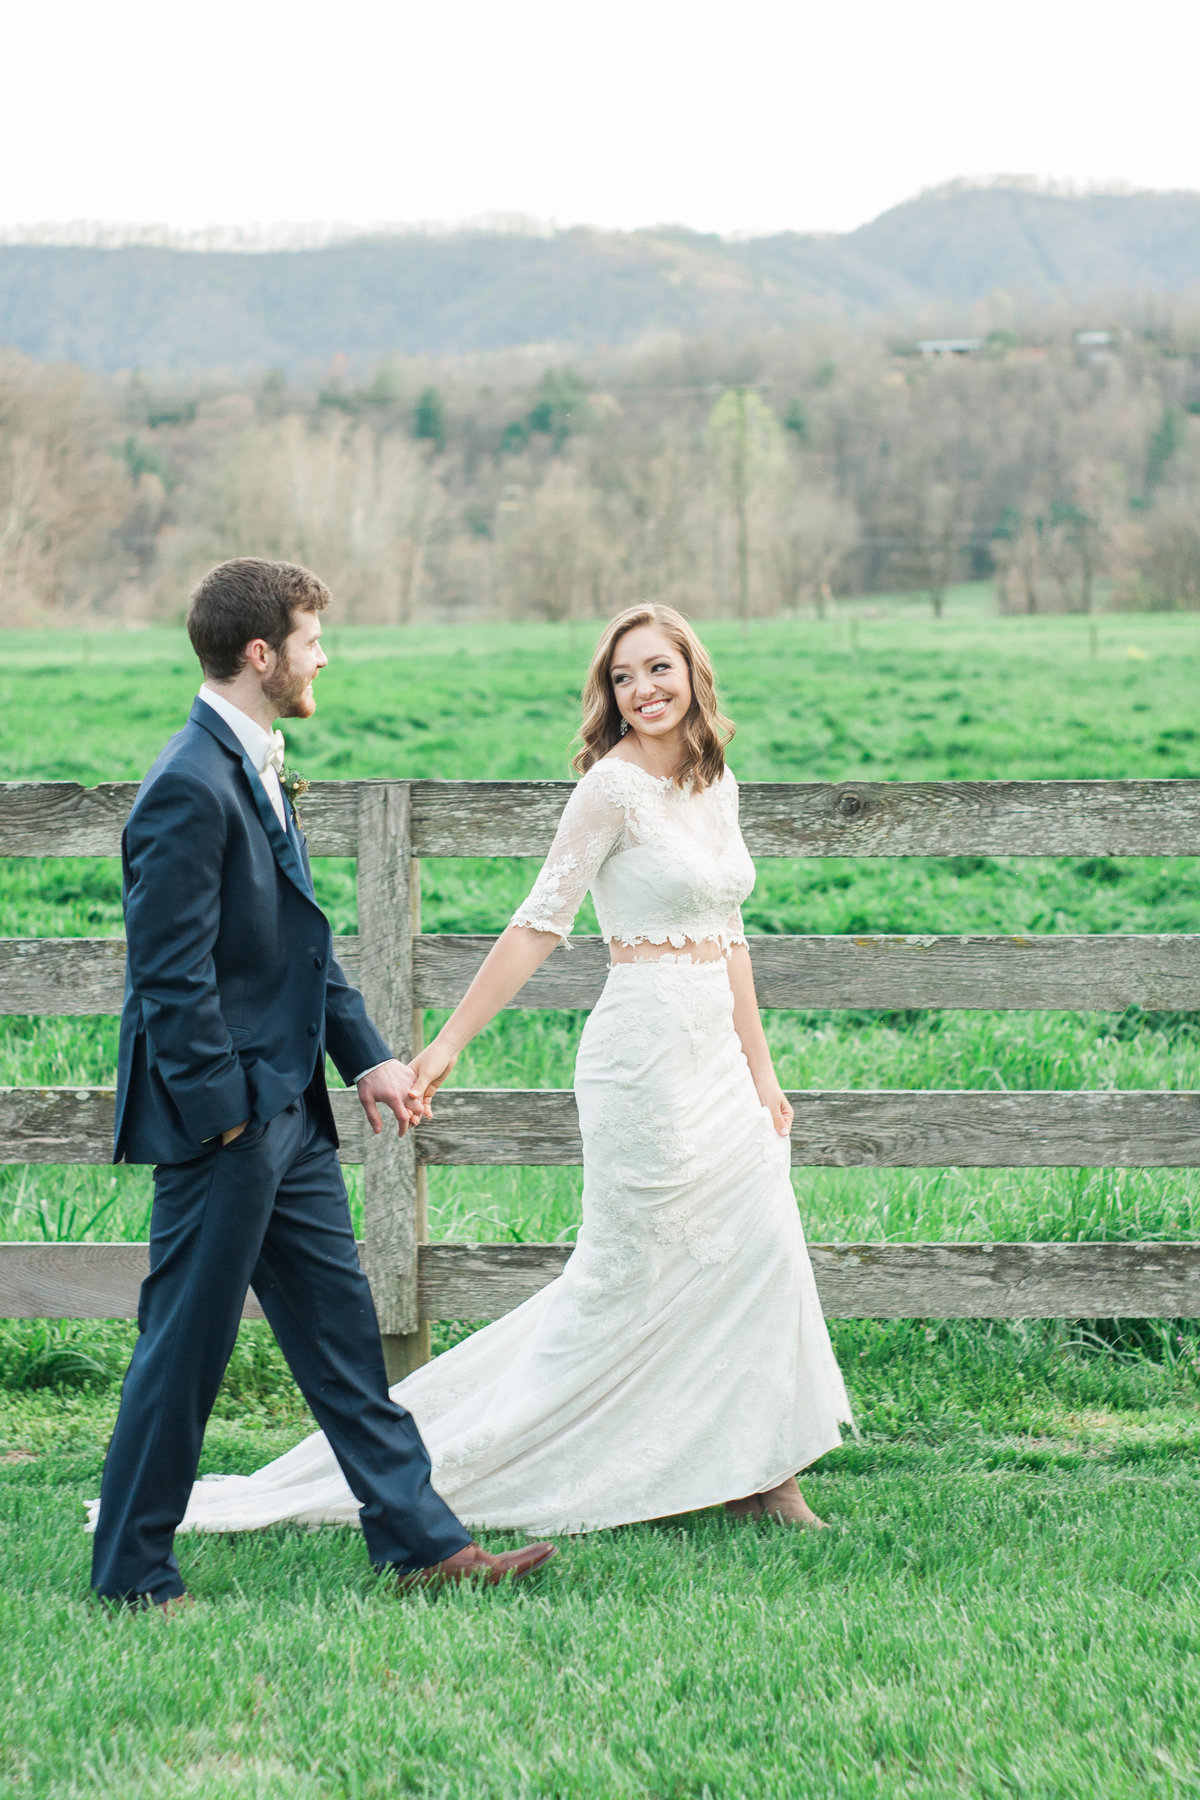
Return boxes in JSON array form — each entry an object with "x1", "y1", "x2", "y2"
[{"x1": 510, "y1": 767, "x2": 627, "y2": 945}]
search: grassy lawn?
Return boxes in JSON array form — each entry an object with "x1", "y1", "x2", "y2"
[{"x1": 3, "y1": 607, "x2": 1200, "y2": 1795}]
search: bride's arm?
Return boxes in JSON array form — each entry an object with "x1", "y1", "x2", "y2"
[
  {"x1": 410, "y1": 768, "x2": 627, "y2": 1111},
  {"x1": 410, "y1": 924, "x2": 560, "y2": 1107},
  {"x1": 727, "y1": 943, "x2": 794, "y2": 1138}
]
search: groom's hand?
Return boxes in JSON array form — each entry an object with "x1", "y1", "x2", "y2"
[{"x1": 357, "y1": 1059, "x2": 426, "y2": 1138}]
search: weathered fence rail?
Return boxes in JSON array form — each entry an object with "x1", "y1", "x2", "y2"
[
  {"x1": 7, "y1": 777, "x2": 1200, "y2": 858},
  {"x1": 4, "y1": 1239, "x2": 1200, "y2": 1323},
  {"x1": 10, "y1": 932, "x2": 1200, "y2": 1014},
  {"x1": 4, "y1": 777, "x2": 1200, "y2": 1375},
  {"x1": 8, "y1": 1084, "x2": 1200, "y2": 1169}
]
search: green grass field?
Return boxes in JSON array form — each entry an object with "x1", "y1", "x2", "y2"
[{"x1": 4, "y1": 609, "x2": 1200, "y2": 1796}]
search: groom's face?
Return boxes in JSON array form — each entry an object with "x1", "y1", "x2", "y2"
[{"x1": 261, "y1": 612, "x2": 327, "y2": 720}]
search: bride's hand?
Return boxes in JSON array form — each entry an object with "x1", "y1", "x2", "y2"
[
  {"x1": 409, "y1": 1037, "x2": 459, "y2": 1116},
  {"x1": 761, "y1": 1082, "x2": 794, "y2": 1138}
]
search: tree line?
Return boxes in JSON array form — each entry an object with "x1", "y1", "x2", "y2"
[{"x1": 4, "y1": 300, "x2": 1200, "y2": 625}]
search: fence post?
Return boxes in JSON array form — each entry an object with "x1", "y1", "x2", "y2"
[{"x1": 355, "y1": 781, "x2": 428, "y2": 1382}]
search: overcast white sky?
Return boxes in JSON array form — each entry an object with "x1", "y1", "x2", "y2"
[{"x1": 3, "y1": 0, "x2": 1199, "y2": 240}]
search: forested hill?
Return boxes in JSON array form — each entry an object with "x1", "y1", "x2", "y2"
[{"x1": 5, "y1": 184, "x2": 1200, "y2": 372}]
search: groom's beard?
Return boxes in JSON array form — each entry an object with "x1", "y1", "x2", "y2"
[{"x1": 263, "y1": 649, "x2": 316, "y2": 719}]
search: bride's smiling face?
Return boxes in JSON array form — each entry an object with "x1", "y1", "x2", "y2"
[{"x1": 610, "y1": 626, "x2": 693, "y2": 742}]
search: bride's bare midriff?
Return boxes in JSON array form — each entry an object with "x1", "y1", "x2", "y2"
[{"x1": 607, "y1": 935, "x2": 728, "y2": 965}]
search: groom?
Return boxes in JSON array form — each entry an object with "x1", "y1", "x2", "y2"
[{"x1": 91, "y1": 557, "x2": 556, "y2": 1606}]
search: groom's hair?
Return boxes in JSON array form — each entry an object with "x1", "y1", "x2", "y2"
[{"x1": 187, "y1": 558, "x2": 331, "y2": 681}]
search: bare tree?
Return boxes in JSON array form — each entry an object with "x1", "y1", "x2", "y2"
[
  {"x1": 769, "y1": 482, "x2": 858, "y2": 617},
  {"x1": 1141, "y1": 490, "x2": 1200, "y2": 608},
  {"x1": 705, "y1": 389, "x2": 784, "y2": 628},
  {"x1": 0, "y1": 352, "x2": 126, "y2": 619},
  {"x1": 992, "y1": 510, "x2": 1046, "y2": 613},
  {"x1": 495, "y1": 460, "x2": 605, "y2": 622},
  {"x1": 888, "y1": 478, "x2": 965, "y2": 618},
  {"x1": 168, "y1": 414, "x2": 446, "y2": 622}
]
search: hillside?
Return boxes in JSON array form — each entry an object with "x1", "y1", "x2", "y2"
[{"x1": 3, "y1": 184, "x2": 1200, "y2": 372}]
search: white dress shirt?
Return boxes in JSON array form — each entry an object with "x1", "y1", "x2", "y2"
[
  {"x1": 196, "y1": 686, "x2": 388, "y2": 1087},
  {"x1": 197, "y1": 686, "x2": 287, "y2": 826}
]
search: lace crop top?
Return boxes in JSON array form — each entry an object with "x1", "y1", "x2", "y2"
[{"x1": 511, "y1": 758, "x2": 755, "y2": 953}]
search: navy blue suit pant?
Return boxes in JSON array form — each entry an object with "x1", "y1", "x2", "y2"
[{"x1": 91, "y1": 1093, "x2": 471, "y2": 1604}]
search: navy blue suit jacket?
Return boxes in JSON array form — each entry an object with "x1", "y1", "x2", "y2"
[{"x1": 114, "y1": 699, "x2": 391, "y2": 1165}]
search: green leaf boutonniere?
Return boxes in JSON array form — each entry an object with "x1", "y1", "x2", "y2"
[{"x1": 281, "y1": 767, "x2": 310, "y2": 827}]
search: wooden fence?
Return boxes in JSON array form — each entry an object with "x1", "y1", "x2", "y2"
[{"x1": 4, "y1": 776, "x2": 1200, "y2": 1381}]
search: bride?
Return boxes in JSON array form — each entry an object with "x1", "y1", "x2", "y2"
[{"x1": 158, "y1": 605, "x2": 853, "y2": 1538}]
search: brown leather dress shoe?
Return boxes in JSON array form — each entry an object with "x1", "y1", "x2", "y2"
[
  {"x1": 97, "y1": 1591, "x2": 196, "y2": 1615},
  {"x1": 152, "y1": 1592, "x2": 197, "y2": 1616},
  {"x1": 398, "y1": 1540, "x2": 558, "y2": 1590}
]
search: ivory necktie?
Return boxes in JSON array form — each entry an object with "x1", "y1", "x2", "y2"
[{"x1": 260, "y1": 731, "x2": 286, "y2": 779}]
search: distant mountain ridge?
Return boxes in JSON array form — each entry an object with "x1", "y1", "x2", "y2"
[{"x1": 3, "y1": 184, "x2": 1200, "y2": 373}]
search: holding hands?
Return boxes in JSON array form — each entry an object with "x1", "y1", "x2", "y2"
[
  {"x1": 357, "y1": 1058, "x2": 430, "y2": 1137},
  {"x1": 407, "y1": 1037, "x2": 460, "y2": 1117},
  {"x1": 354, "y1": 1040, "x2": 461, "y2": 1139}
]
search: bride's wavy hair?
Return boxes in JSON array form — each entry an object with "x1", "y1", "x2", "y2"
[{"x1": 573, "y1": 605, "x2": 734, "y2": 790}]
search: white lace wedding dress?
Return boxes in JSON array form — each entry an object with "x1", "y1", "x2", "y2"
[{"x1": 153, "y1": 758, "x2": 853, "y2": 1537}]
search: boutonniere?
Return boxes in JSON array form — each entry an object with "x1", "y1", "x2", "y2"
[{"x1": 281, "y1": 766, "x2": 310, "y2": 827}]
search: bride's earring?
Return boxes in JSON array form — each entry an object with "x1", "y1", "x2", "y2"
[{"x1": 619, "y1": 718, "x2": 630, "y2": 736}]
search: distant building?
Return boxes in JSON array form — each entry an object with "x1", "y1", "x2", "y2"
[
  {"x1": 1074, "y1": 328, "x2": 1113, "y2": 364},
  {"x1": 916, "y1": 337, "x2": 984, "y2": 357}
]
